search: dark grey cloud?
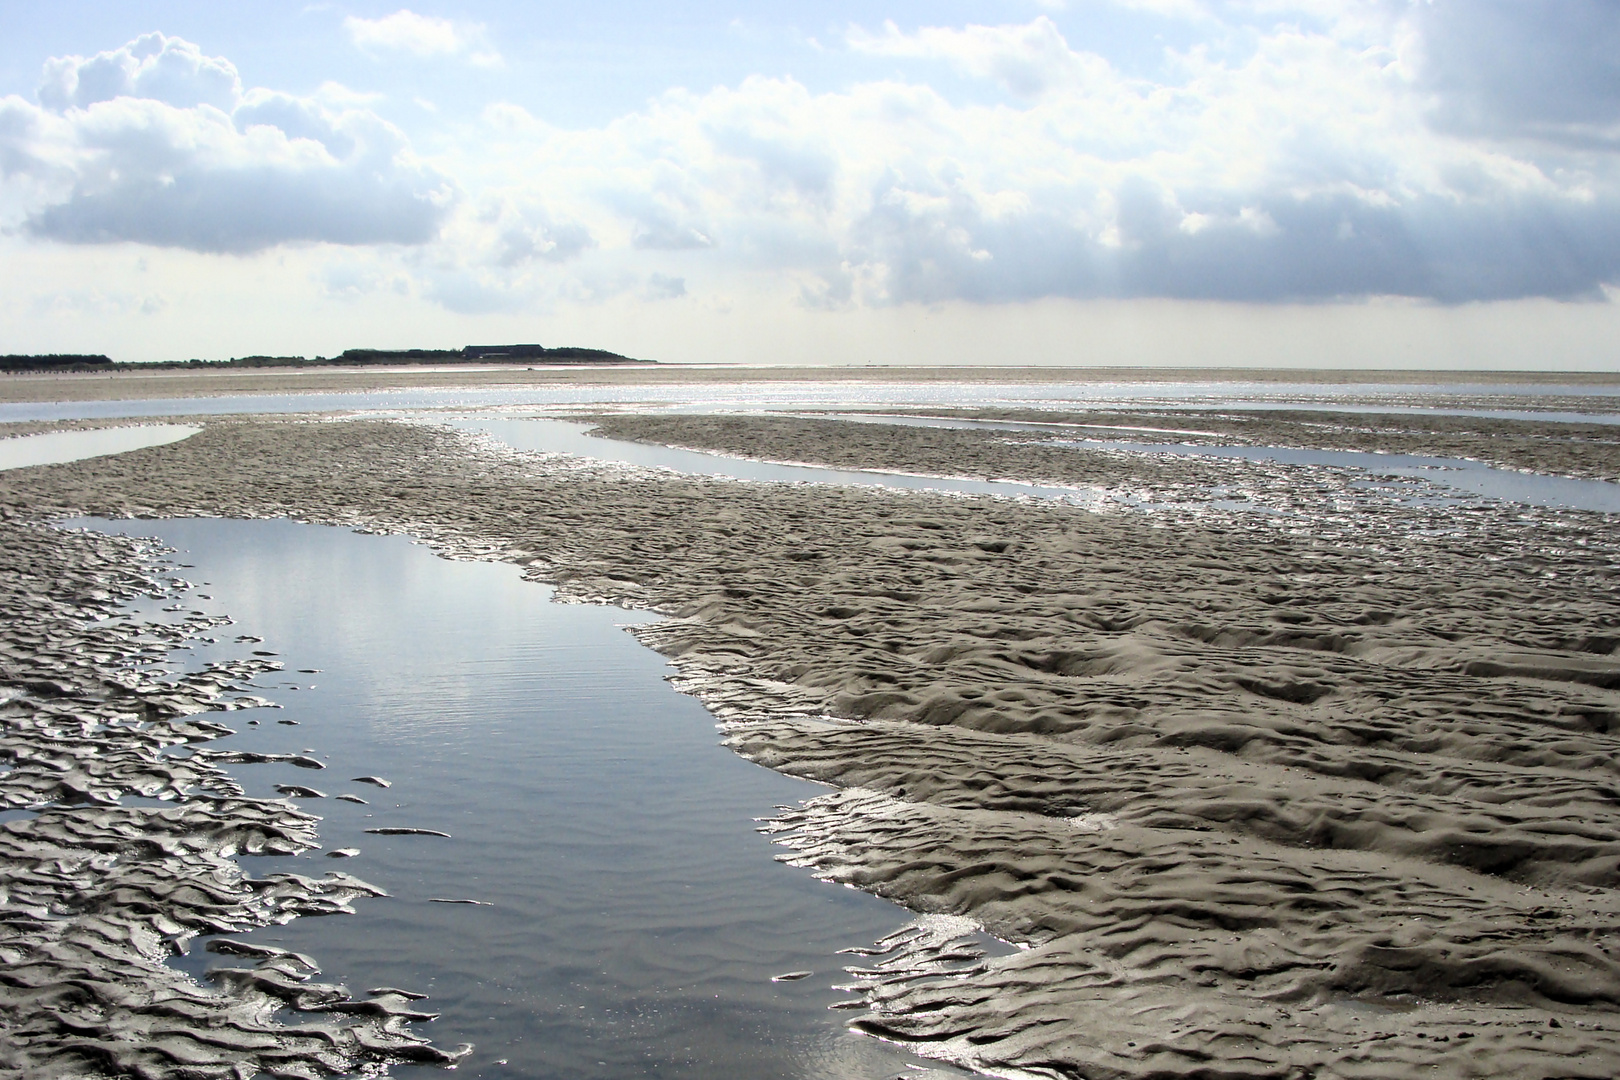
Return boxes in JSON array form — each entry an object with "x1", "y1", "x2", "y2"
[
  {"x1": 29, "y1": 162, "x2": 450, "y2": 252},
  {"x1": 805, "y1": 7, "x2": 1620, "y2": 306},
  {"x1": 9, "y1": 35, "x2": 454, "y2": 254},
  {"x1": 1416, "y1": 0, "x2": 1620, "y2": 145},
  {"x1": 852, "y1": 175, "x2": 1620, "y2": 305}
]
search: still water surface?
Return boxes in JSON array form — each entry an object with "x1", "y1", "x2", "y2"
[
  {"x1": 1044, "y1": 439, "x2": 1620, "y2": 513},
  {"x1": 454, "y1": 416, "x2": 1105, "y2": 503},
  {"x1": 6, "y1": 378, "x2": 1618, "y2": 426},
  {"x1": 788, "y1": 413, "x2": 1620, "y2": 513},
  {"x1": 0, "y1": 424, "x2": 198, "y2": 470},
  {"x1": 78, "y1": 517, "x2": 959, "y2": 1080}
]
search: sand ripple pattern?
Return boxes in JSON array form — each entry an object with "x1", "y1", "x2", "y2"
[
  {"x1": 4, "y1": 414, "x2": 1619, "y2": 1079},
  {"x1": 0, "y1": 516, "x2": 465, "y2": 1078}
]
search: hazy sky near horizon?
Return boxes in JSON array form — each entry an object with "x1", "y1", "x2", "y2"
[{"x1": 1, "y1": 1, "x2": 1618, "y2": 368}]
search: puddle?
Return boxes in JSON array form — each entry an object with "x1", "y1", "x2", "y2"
[
  {"x1": 74, "y1": 516, "x2": 963, "y2": 1080},
  {"x1": 0, "y1": 425, "x2": 199, "y2": 470}
]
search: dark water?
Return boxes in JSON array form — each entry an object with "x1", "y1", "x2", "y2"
[{"x1": 77, "y1": 517, "x2": 962, "y2": 1080}]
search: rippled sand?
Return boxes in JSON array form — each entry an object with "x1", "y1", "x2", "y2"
[
  {"x1": 2, "y1": 405, "x2": 1619, "y2": 1079},
  {"x1": 589, "y1": 407, "x2": 1620, "y2": 484},
  {"x1": 0, "y1": 515, "x2": 468, "y2": 1077}
]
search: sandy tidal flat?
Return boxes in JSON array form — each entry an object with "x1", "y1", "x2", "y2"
[{"x1": 1, "y1": 402, "x2": 1619, "y2": 1079}]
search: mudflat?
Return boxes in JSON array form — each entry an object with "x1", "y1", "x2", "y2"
[
  {"x1": 2, "y1": 361, "x2": 1617, "y2": 403},
  {"x1": 588, "y1": 406, "x2": 1620, "y2": 483},
  {"x1": 2, "y1": 390, "x2": 1619, "y2": 1079}
]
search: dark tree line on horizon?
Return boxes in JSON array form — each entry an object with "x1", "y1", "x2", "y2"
[{"x1": 1, "y1": 345, "x2": 648, "y2": 372}]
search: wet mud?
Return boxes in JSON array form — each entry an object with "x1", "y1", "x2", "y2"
[
  {"x1": 587, "y1": 408, "x2": 1620, "y2": 486},
  {"x1": 2, "y1": 412, "x2": 1619, "y2": 1079}
]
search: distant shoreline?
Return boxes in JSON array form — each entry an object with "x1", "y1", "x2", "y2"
[{"x1": 1, "y1": 362, "x2": 1616, "y2": 404}]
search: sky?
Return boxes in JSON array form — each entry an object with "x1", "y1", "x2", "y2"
[{"x1": 1, "y1": 1, "x2": 1617, "y2": 369}]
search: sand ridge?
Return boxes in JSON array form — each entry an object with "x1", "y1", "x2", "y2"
[
  {"x1": 1, "y1": 411, "x2": 1618, "y2": 1078},
  {"x1": 586, "y1": 409, "x2": 1620, "y2": 486}
]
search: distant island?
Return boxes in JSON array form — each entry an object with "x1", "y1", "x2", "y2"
[{"x1": 1, "y1": 345, "x2": 649, "y2": 372}]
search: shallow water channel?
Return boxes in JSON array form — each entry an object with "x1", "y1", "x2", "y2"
[
  {"x1": 806, "y1": 413, "x2": 1620, "y2": 514},
  {"x1": 456, "y1": 415, "x2": 1620, "y2": 515},
  {"x1": 77, "y1": 516, "x2": 964, "y2": 1080},
  {"x1": 453, "y1": 416, "x2": 1104, "y2": 503},
  {"x1": 1048, "y1": 438, "x2": 1620, "y2": 513}
]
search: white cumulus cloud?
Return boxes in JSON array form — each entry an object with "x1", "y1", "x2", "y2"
[
  {"x1": 846, "y1": 17, "x2": 1111, "y2": 98},
  {"x1": 38, "y1": 32, "x2": 240, "y2": 112},
  {"x1": 0, "y1": 33, "x2": 456, "y2": 253},
  {"x1": 12, "y1": 7, "x2": 1620, "y2": 312},
  {"x1": 445, "y1": 7, "x2": 1620, "y2": 308},
  {"x1": 344, "y1": 10, "x2": 502, "y2": 67}
]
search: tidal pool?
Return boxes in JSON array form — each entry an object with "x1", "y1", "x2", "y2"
[
  {"x1": 77, "y1": 517, "x2": 966, "y2": 1080},
  {"x1": 0, "y1": 424, "x2": 198, "y2": 470}
]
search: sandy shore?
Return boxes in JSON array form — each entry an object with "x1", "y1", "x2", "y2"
[{"x1": 2, "y1": 406, "x2": 1619, "y2": 1078}]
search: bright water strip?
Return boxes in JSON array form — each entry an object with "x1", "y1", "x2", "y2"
[
  {"x1": 1043, "y1": 439, "x2": 1620, "y2": 514},
  {"x1": 0, "y1": 424, "x2": 199, "y2": 470},
  {"x1": 3, "y1": 379, "x2": 1617, "y2": 425},
  {"x1": 802, "y1": 413, "x2": 1620, "y2": 514},
  {"x1": 460, "y1": 415, "x2": 1620, "y2": 515},
  {"x1": 455, "y1": 416, "x2": 1106, "y2": 503}
]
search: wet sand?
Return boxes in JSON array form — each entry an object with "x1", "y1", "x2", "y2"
[
  {"x1": 2, "y1": 406, "x2": 1619, "y2": 1078},
  {"x1": 587, "y1": 409, "x2": 1620, "y2": 485},
  {"x1": 0, "y1": 512, "x2": 469, "y2": 1077}
]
